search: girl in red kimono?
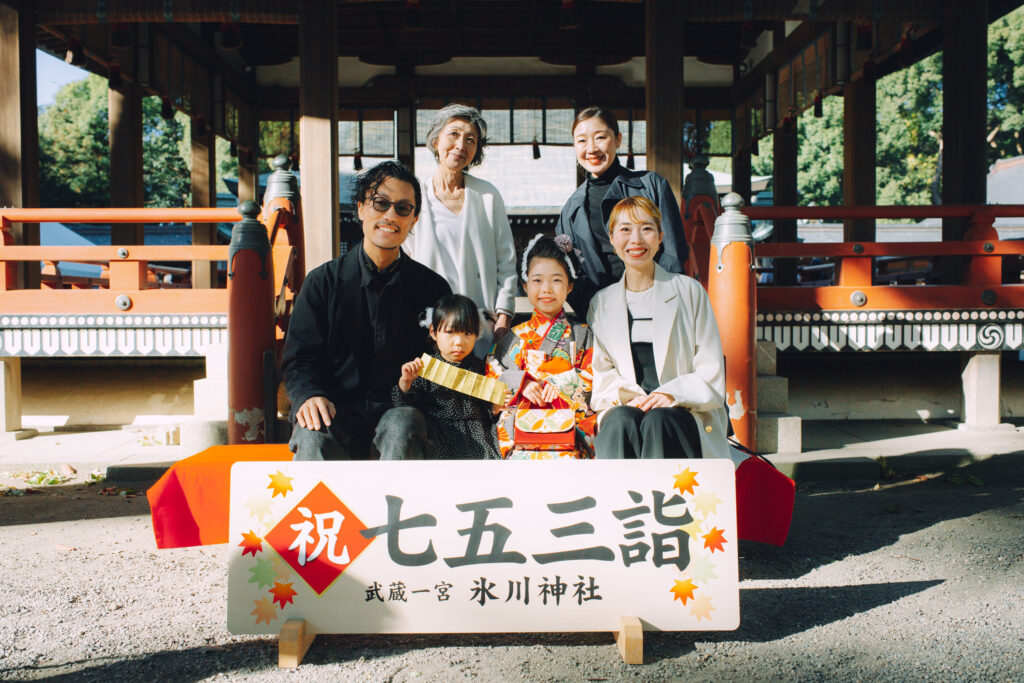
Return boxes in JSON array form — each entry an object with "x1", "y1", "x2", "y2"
[{"x1": 486, "y1": 234, "x2": 596, "y2": 459}]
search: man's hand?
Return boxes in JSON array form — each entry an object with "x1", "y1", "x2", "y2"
[
  {"x1": 399, "y1": 357, "x2": 424, "y2": 393},
  {"x1": 296, "y1": 396, "x2": 336, "y2": 431},
  {"x1": 493, "y1": 312, "x2": 512, "y2": 340}
]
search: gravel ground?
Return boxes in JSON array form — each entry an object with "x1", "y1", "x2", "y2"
[{"x1": 1, "y1": 455, "x2": 1022, "y2": 682}]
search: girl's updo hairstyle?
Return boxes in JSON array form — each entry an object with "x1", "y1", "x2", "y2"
[
  {"x1": 425, "y1": 294, "x2": 481, "y2": 337},
  {"x1": 521, "y1": 234, "x2": 584, "y2": 282},
  {"x1": 571, "y1": 105, "x2": 621, "y2": 137}
]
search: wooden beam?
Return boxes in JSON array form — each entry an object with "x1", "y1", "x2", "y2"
[
  {"x1": 772, "y1": 118, "x2": 798, "y2": 286},
  {"x1": 941, "y1": 0, "x2": 988, "y2": 243},
  {"x1": 843, "y1": 77, "x2": 876, "y2": 243},
  {"x1": 191, "y1": 122, "x2": 218, "y2": 288},
  {"x1": 0, "y1": 1, "x2": 41, "y2": 289},
  {"x1": 299, "y1": 0, "x2": 340, "y2": 270},
  {"x1": 238, "y1": 106, "x2": 260, "y2": 203},
  {"x1": 645, "y1": 0, "x2": 685, "y2": 201},
  {"x1": 109, "y1": 84, "x2": 145, "y2": 245}
]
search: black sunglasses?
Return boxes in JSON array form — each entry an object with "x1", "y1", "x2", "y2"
[{"x1": 369, "y1": 194, "x2": 416, "y2": 217}]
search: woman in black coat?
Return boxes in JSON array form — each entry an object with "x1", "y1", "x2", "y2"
[{"x1": 555, "y1": 105, "x2": 689, "y2": 315}]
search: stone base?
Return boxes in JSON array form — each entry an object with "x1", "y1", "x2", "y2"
[
  {"x1": 756, "y1": 413, "x2": 802, "y2": 454},
  {"x1": 0, "y1": 428, "x2": 39, "y2": 445},
  {"x1": 179, "y1": 418, "x2": 227, "y2": 456},
  {"x1": 956, "y1": 422, "x2": 1018, "y2": 433},
  {"x1": 757, "y1": 375, "x2": 789, "y2": 413}
]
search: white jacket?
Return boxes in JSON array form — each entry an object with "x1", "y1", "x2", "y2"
[
  {"x1": 404, "y1": 174, "x2": 519, "y2": 316},
  {"x1": 587, "y1": 264, "x2": 730, "y2": 460}
]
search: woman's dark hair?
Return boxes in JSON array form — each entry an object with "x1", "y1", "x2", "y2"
[
  {"x1": 430, "y1": 294, "x2": 481, "y2": 336},
  {"x1": 355, "y1": 159, "x2": 422, "y2": 216},
  {"x1": 572, "y1": 105, "x2": 621, "y2": 137},
  {"x1": 521, "y1": 234, "x2": 583, "y2": 283}
]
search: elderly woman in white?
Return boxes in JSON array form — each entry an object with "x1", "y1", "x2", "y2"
[
  {"x1": 587, "y1": 195, "x2": 730, "y2": 461},
  {"x1": 403, "y1": 104, "x2": 518, "y2": 357}
]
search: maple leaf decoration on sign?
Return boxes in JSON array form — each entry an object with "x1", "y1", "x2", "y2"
[
  {"x1": 702, "y1": 526, "x2": 727, "y2": 553},
  {"x1": 270, "y1": 581, "x2": 298, "y2": 608},
  {"x1": 673, "y1": 467, "x2": 699, "y2": 495},
  {"x1": 251, "y1": 597, "x2": 277, "y2": 625},
  {"x1": 689, "y1": 593, "x2": 715, "y2": 621},
  {"x1": 267, "y1": 470, "x2": 294, "y2": 498},
  {"x1": 670, "y1": 578, "x2": 698, "y2": 605},
  {"x1": 239, "y1": 530, "x2": 263, "y2": 557}
]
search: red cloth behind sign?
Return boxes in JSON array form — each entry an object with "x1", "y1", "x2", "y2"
[
  {"x1": 147, "y1": 445, "x2": 291, "y2": 549},
  {"x1": 734, "y1": 455, "x2": 796, "y2": 546}
]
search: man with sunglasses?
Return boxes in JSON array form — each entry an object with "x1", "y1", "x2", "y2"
[{"x1": 283, "y1": 160, "x2": 452, "y2": 460}]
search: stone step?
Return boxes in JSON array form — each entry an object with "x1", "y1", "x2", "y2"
[
  {"x1": 756, "y1": 340, "x2": 777, "y2": 376},
  {"x1": 757, "y1": 374, "x2": 789, "y2": 413},
  {"x1": 756, "y1": 412, "x2": 802, "y2": 454}
]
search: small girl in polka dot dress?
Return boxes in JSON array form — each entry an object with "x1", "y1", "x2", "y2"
[{"x1": 392, "y1": 294, "x2": 503, "y2": 459}]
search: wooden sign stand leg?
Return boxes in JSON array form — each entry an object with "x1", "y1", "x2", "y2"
[
  {"x1": 278, "y1": 619, "x2": 316, "y2": 668},
  {"x1": 615, "y1": 616, "x2": 644, "y2": 665}
]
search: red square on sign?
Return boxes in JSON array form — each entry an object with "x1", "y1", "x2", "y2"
[{"x1": 265, "y1": 482, "x2": 373, "y2": 594}]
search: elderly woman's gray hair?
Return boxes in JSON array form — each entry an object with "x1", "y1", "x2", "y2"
[{"x1": 425, "y1": 103, "x2": 488, "y2": 168}]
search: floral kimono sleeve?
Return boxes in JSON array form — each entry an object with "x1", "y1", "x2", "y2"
[{"x1": 486, "y1": 326, "x2": 528, "y2": 404}]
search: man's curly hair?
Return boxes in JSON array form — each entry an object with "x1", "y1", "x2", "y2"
[{"x1": 354, "y1": 160, "x2": 422, "y2": 216}]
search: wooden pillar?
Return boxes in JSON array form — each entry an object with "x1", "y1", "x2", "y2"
[
  {"x1": 109, "y1": 84, "x2": 145, "y2": 245},
  {"x1": 731, "y1": 147, "x2": 752, "y2": 205},
  {"x1": 238, "y1": 106, "x2": 260, "y2": 203},
  {"x1": 0, "y1": 2, "x2": 40, "y2": 289},
  {"x1": 645, "y1": 0, "x2": 684, "y2": 202},
  {"x1": 843, "y1": 78, "x2": 876, "y2": 243},
  {"x1": 396, "y1": 105, "x2": 415, "y2": 172},
  {"x1": 942, "y1": 0, "x2": 988, "y2": 243},
  {"x1": 773, "y1": 122, "x2": 798, "y2": 285},
  {"x1": 298, "y1": 0, "x2": 339, "y2": 271},
  {"x1": 191, "y1": 121, "x2": 218, "y2": 288}
]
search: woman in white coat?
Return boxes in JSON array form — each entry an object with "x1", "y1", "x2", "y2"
[
  {"x1": 587, "y1": 196, "x2": 730, "y2": 460},
  {"x1": 402, "y1": 104, "x2": 518, "y2": 357}
]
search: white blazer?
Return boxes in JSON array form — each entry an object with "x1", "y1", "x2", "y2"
[
  {"x1": 404, "y1": 173, "x2": 519, "y2": 316},
  {"x1": 586, "y1": 264, "x2": 730, "y2": 460}
]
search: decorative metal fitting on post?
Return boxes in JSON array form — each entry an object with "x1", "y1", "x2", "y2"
[
  {"x1": 850, "y1": 290, "x2": 867, "y2": 307},
  {"x1": 852, "y1": 243, "x2": 864, "y2": 254},
  {"x1": 682, "y1": 155, "x2": 718, "y2": 201},
  {"x1": 264, "y1": 154, "x2": 298, "y2": 202},
  {"x1": 116, "y1": 247, "x2": 129, "y2": 259},
  {"x1": 980, "y1": 290, "x2": 997, "y2": 306},
  {"x1": 712, "y1": 193, "x2": 753, "y2": 260},
  {"x1": 983, "y1": 242, "x2": 994, "y2": 253},
  {"x1": 228, "y1": 200, "x2": 271, "y2": 279},
  {"x1": 114, "y1": 294, "x2": 132, "y2": 310}
]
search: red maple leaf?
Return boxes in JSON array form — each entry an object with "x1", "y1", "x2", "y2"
[
  {"x1": 267, "y1": 470, "x2": 294, "y2": 499},
  {"x1": 702, "y1": 526, "x2": 727, "y2": 553},
  {"x1": 670, "y1": 578, "x2": 698, "y2": 605},
  {"x1": 673, "y1": 467, "x2": 699, "y2": 495},
  {"x1": 239, "y1": 530, "x2": 263, "y2": 557},
  {"x1": 270, "y1": 581, "x2": 298, "y2": 608}
]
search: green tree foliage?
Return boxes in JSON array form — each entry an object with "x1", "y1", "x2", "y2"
[
  {"x1": 875, "y1": 53, "x2": 943, "y2": 206},
  {"x1": 749, "y1": 6, "x2": 1024, "y2": 208},
  {"x1": 987, "y1": 6, "x2": 1024, "y2": 163},
  {"x1": 38, "y1": 74, "x2": 190, "y2": 208}
]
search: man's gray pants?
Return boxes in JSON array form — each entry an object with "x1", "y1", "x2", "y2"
[{"x1": 289, "y1": 406, "x2": 429, "y2": 461}]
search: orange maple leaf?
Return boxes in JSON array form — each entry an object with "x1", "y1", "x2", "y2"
[
  {"x1": 267, "y1": 470, "x2": 294, "y2": 498},
  {"x1": 673, "y1": 467, "x2": 699, "y2": 495},
  {"x1": 239, "y1": 530, "x2": 263, "y2": 557},
  {"x1": 270, "y1": 581, "x2": 298, "y2": 608},
  {"x1": 251, "y1": 597, "x2": 277, "y2": 625},
  {"x1": 689, "y1": 593, "x2": 715, "y2": 621},
  {"x1": 670, "y1": 578, "x2": 698, "y2": 605},
  {"x1": 702, "y1": 526, "x2": 727, "y2": 553}
]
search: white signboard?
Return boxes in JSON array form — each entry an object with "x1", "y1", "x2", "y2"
[{"x1": 227, "y1": 461, "x2": 739, "y2": 634}]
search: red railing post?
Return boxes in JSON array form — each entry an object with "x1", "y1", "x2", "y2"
[
  {"x1": 227, "y1": 200, "x2": 276, "y2": 444},
  {"x1": 708, "y1": 193, "x2": 757, "y2": 450},
  {"x1": 262, "y1": 154, "x2": 305, "y2": 292},
  {"x1": 680, "y1": 155, "x2": 720, "y2": 288}
]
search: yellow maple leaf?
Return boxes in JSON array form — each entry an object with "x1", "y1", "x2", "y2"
[
  {"x1": 692, "y1": 491, "x2": 723, "y2": 518},
  {"x1": 680, "y1": 518, "x2": 703, "y2": 540},
  {"x1": 266, "y1": 470, "x2": 294, "y2": 499},
  {"x1": 689, "y1": 593, "x2": 715, "y2": 621},
  {"x1": 670, "y1": 578, "x2": 698, "y2": 605},
  {"x1": 251, "y1": 597, "x2": 277, "y2": 625},
  {"x1": 673, "y1": 467, "x2": 699, "y2": 495}
]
